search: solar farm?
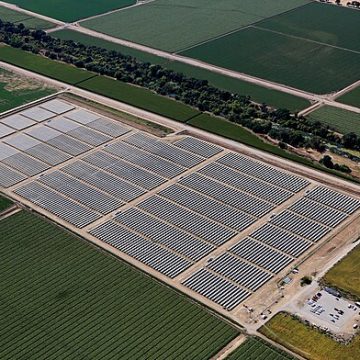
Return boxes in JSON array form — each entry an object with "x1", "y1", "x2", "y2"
[{"x1": 1, "y1": 97, "x2": 359, "y2": 316}]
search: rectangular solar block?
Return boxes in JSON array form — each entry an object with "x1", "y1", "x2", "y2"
[
  {"x1": 15, "y1": 182, "x2": 100, "y2": 228},
  {"x1": 251, "y1": 224, "x2": 312, "y2": 257},
  {"x1": 47, "y1": 134, "x2": 92, "y2": 156},
  {"x1": 138, "y1": 195, "x2": 236, "y2": 246},
  {"x1": 25, "y1": 125, "x2": 62, "y2": 142},
  {"x1": 0, "y1": 123, "x2": 15, "y2": 138},
  {"x1": 114, "y1": 208, "x2": 215, "y2": 262},
  {"x1": 270, "y1": 210, "x2": 330, "y2": 242},
  {"x1": 174, "y1": 137, "x2": 223, "y2": 158},
  {"x1": 289, "y1": 197, "x2": 348, "y2": 228},
  {"x1": 65, "y1": 109, "x2": 100, "y2": 124},
  {"x1": 1, "y1": 114, "x2": 36, "y2": 130},
  {"x1": 83, "y1": 151, "x2": 166, "y2": 190},
  {"x1": 5, "y1": 134, "x2": 41, "y2": 151},
  {"x1": 218, "y1": 153, "x2": 309, "y2": 192},
  {"x1": 21, "y1": 107, "x2": 55, "y2": 122},
  {"x1": 199, "y1": 162, "x2": 292, "y2": 205},
  {"x1": 159, "y1": 184, "x2": 256, "y2": 232},
  {"x1": 67, "y1": 126, "x2": 112, "y2": 146},
  {"x1": 306, "y1": 186, "x2": 360, "y2": 215},
  {"x1": 183, "y1": 268, "x2": 251, "y2": 310},
  {"x1": 38, "y1": 171, "x2": 123, "y2": 214},
  {"x1": 229, "y1": 237, "x2": 293, "y2": 274},
  {"x1": 207, "y1": 253, "x2": 273, "y2": 291},
  {"x1": 86, "y1": 118, "x2": 130, "y2": 137},
  {"x1": 124, "y1": 132, "x2": 204, "y2": 168},
  {"x1": 46, "y1": 117, "x2": 81, "y2": 132},
  {"x1": 0, "y1": 163, "x2": 26, "y2": 187},
  {"x1": 2, "y1": 152, "x2": 49, "y2": 176},
  {"x1": 0, "y1": 143, "x2": 19, "y2": 161},
  {"x1": 26, "y1": 143, "x2": 72, "y2": 166},
  {"x1": 40, "y1": 99, "x2": 75, "y2": 114},
  {"x1": 179, "y1": 173, "x2": 274, "y2": 217},
  {"x1": 90, "y1": 220, "x2": 192, "y2": 278}
]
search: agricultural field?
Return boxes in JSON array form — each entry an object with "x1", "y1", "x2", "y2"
[
  {"x1": 52, "y1": 29, "x2": 310, "y2": 111},
  {"x1": 260, "y1": 312, "x2": 360, "y2": 360},
  {"x1": 78, "y1": 76, "x2": 200, "y2": 122},
  {"x1": 226, "y1": 337, "x2": 294, "y2": 360},
  {"x1": 81, "y1": 0, "x2": 311, "y2": 52},
  {"x1": 337, "y1": 86, "x2": 360, "y2": 108},
  {"x1": 0, "y1": 5, "x2": 55, "y2": 29},
  {"x1": 182, "y1": 27, "x2": 360, "y2": 94},
  {"x1": 3, "y1": 0, "x2": 136, "y2": 22},
  {"x1": 0, "y1": 195, "x2": 12, "y2": 212},
  {"x1": 307, "y1": 106, "x2": 360, "y2": 136},
  {"x1": 0, "y1": 46, "x2": 95, "y2": 84},
  {"x1": 0, "y1": 211, "x2": 238, "y2": 359},
  {"x1": 323, "y1": 244, "x2": 360, "y2": 299},
  {"x1": 258, "y1": 2, "x2": 360, "y2": 52},
  {"x1": 0, "y1": 68, "x2": 56, "y2": 113}
]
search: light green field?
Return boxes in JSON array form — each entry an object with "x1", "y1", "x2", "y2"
[
  {"x1": 226, "y1": 337, "x2": 294, "y2": 360},
  {"x1": 0, "y1": 68, "x2": 56, "y2": 113},
  {"x1": 307, "y1": 106, "x2": 360, "y2": 136},
  {"x1": 81, "y1": 0, "x2": 310, "y2": 52},
  {"x1": 258, "y1": 2, "x2": 360, "y2": 52},
  {"x1": 323, "y1": 244, "x2": 360, "y2": 299},
  {"x1": 337, "y1": 86, "x2": 360, "y2": 108},
  {"x1": 3, "y1": 0, "x2": 136, "y2": 22},
  {"x1": 260, "y1": 312, "x2": 360, "y2": 360},
  {"x1": 182, "y1": 27, "x2": 360, "y2": 94},
  {"x1": 0, "y1": 211, "x2": 238, "y2": 359}
]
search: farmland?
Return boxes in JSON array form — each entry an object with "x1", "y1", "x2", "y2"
[
  {"x1": 3, "y1": 0, "x2": 136, "y2": 22},
  {"x1": 0, "y1": 211, "x2": 238, "y2": 359},
  {"x1": 52, "y1": 29, "x2": 310, "y2": 111},
  {"x1": 182, "y1": 27, "x2": 360, "y2": 94},
  {"x1": 260, "y1": 312, "x2": 360, "y2": 360},
  {"x1": 0, "y1": 195, "x2": 12, "y2": 212},
  {"x1": 0, "y1": 5, "x2": 55, "y2": 29},
  {"x1": 337, "y1": 86, "x2": 360, "y2": 108},
  {"x1": 323, "y1": 244, "x2": 360, "y2": 299},
  {"x1": 81, "y1": 0, "x2": 310, "y2": 52},
  {"x1": 258, "y1": 2, "x2": 360, "y2": 52},
  {"x1": 0, "y1": 68, "x2": 56, "y2": 113},
  {"x1": 226, "y1": 337, "x2": 294, "y2": 360},
  {"x1": 307, "y1": 106, "x2": 360, "y2": 136}
]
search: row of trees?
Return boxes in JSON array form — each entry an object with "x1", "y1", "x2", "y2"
[{"x1": 0, "y1": 20, "x2": 357, "y2": 173}]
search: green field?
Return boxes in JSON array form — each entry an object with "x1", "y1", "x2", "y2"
[
  {"x1": 3, "y1": 0, "x2": 136, "y2": 22},
  {"x1": 226, "y1": 337, "x2": 294, "y2": 360},
  {"x1": 0, "y1": 46, "x2": 95, "y2": 84},
  {"x1": 0, "y1": 211, "x2": 238, "y2": 359},
  {"x1": 323, "y1": 244, "x2": 360, "y2": 299},
  {"x1": 307, "y1": 106, "x2": 360, "y2": 136},
  {"x1": 0, "y1": 195, "x2": 12, "y2": 212},
  {"x1": 52, "y1": 29, "x2": 310, "y2": 111},
  {"x1": 81, "y1": 0, "x2": 310, "y2": 52},
  {"x1": 260, "y1": 312, "x2": 360, "y2": 360},
  {"x1": 78, "y1": 76, "x2": 200, "y2": 122},
  {"x1": 182, "y1": 27, "x2": 360, "y2": 94},
  {"x1": 0, "y1": 68, "x2": 56, "y2": 113},
  {"x1": 337, "y1": 86, "x2": 360, "y2": 108},
  {"x1": 0, "y1": 5, "x2": 55, "y2": 29},
  {"x1": 258, "y1": 2, "x2": 360, "y2": 52}
]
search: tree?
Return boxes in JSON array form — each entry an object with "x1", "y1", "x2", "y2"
[{"x1": 320, "y1": 155, "x2": 334, "y2": 169}]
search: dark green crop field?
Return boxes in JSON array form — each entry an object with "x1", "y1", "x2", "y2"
[
  {"x1": 3, "y1": 0, "x2": 136, "y2": 22},
  {"x1": 0, "y1": 46, "x2": 94, "y2": 84},
  {"x1": 0, "y1": 211, "x2": 238, "y2": 359},
  {"x1": 182, "y1": 27, "x2": 360, "y2": 94},
  {"x1": 52, "y1": 29, "x2": 310, "y2": 111},
  {"x1": 307, "y1": 106, "x2": 360, "y2": 136},
  {"x1": 226, "y1": 337, "x2": 294, "y2": 360},
  {"x1": 258, "y1": 2, "x2": 360, "y2": 52},
  {"x1": 337, "y1": 86, "x2": 360, "y2": 108},
  {"x1": 0, "y1": 195, "x2": 12, "y2": 212},
  {"x1": 78, "y1": 76, "x2": 200, "y2": 122}
]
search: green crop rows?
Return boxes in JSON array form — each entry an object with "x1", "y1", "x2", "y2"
[
  {"x1": 81, "y1": 0, "x2": 310, "y2": 52},
  {"x1": 307, "y1": 106, "x2": 360, "y2": 136},
  {"x1": 226, "y1": 337, "x2": 294, "y2": 360},
  {"x1": 0, "y1": 211, "x2": 238, "y2": 359},
  {"x1": 3, "y1": 0, "x2": 136, "y2": 22},
  {"x1": 0, "y1": 195, "x2": 12, "y2": 212},
  {"x1": 337, "y1": 86, "x2": 360, "y2": 108},
  {"x1": 182, "y1": 27, "x2": 360, "y2": 94}
]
